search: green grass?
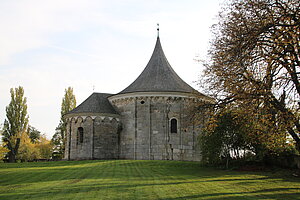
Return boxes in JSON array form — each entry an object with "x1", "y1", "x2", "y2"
[{"x1": 0, "y1": 160, "x2": 299, "y2": 200}]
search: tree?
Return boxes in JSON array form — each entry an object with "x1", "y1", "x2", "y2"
[
  {"x1": 27, "y1": 125, "x2": 41, "y2": 143},
  {"x1": 2, "y1": 86, "x2": 29, "y2": 162},
  {"x1": 35, "y1": 134, "x2": 53, "y2": 159},
  {"x1": 51, "y1": 128, "x2": 64, "y2": 159},
  {"x1": 17, "y1": 132, "x2": 40, "y2": 161},
  {"x1": 199, "y1": 102, "x2": 292, "y2": 166},
  {"x1": 199, "y1": 108, "x2": 252, "y2": 167},
  {"x1": 51, "y1": 87, "x2": 76, "y2": 158},
  {"x1": 0, "y1": 144, "x2": 9, "y2": 160},
  {"x1": 0, "y1": 128, "x2": 9, "y2": 160},
  {"x1": 15, "y1": 132, "x2": 53, "y2": 161},
  {"x1": 204, "y1": 0, "x2": 300, "y2": 151}
]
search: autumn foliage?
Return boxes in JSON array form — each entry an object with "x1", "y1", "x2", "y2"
[
  {"x1": 1, "y1": 86, "x2": 53, "y2": 162},
  {"x1": 203, "y1": 0, "x2": 300, "y2": 154}
]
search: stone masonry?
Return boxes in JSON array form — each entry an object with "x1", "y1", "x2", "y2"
[{"x1": 64, "y1": 36, "x2": 212, "y2": 161}]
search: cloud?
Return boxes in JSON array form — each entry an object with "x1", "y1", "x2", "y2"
[
  {"x1": 0, "y1": 0, "x2": 221, "y2": 138},
  {"x1": 0, "y1": 0, "x2": 103, "y2": 65}
]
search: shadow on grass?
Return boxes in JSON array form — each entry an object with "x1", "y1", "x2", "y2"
[
  {"x1": 168, "y1": 193, "x2": 300, "y2": 200},
  {"x1": 0, "y1": 160, "x2": 299, "y2": 199},
  {"x1": 0, "y1": 160, "x2": 224, "y2": 185},
  {"x1": 0, "y1": 180, "x2": 299, "y2": 200},
  {"x1": 0, "y1": 160, "x2": 100, "y2": 169},
  {"x1": 0, "y1": 160, "x2": 298, "y2": 184}
]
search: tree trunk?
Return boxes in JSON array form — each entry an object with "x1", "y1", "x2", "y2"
[
  {"x1": 226, "y1": 157, "x2": 229, "y2": 169},
  {"x1": 296, "y1": 140, "x2": 300, "y2": 153},
  {"x1": 269, "y1": 95, "x2": 300, "y2": 153},
  {"x1": 8, "y1": 151, "x2": 16, "y2": 163},
  {"x1": 287, "y1": 127, "x2": 300, "y2": 153},
  {"x1": 6, "y1": 138, "x2": 20, "y2": 163}
]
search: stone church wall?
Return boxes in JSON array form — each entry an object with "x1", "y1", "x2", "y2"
[
  {"x1": 110, "y1": 94, "x2": 203, "y2": 161},
  {"x1": 93, "y1": 117, "x2": 120, "y2": 159},
  {"x1": 64, "y1": 115, "x2": 120, "y2": 160}
]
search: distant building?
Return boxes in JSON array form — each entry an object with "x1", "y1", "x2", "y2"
[{"x1": 64, "y1": 35, "x2": 212, "y2": 161}]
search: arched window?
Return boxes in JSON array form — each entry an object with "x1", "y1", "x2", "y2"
[
  {"x1": 170, "y1": 118, "x2": 177, "y2": 133},
  {"x1": 77, "y1": 127, "x2": 84, "y2": 144}
]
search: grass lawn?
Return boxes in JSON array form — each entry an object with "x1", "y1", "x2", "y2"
[{"x1": 0, "y1": 160, "x2": 299, "y2": 200}]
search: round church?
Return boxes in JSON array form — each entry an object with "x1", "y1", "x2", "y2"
[{"x1": 64, "y1": 34, "x2": 212, "y2": 161}]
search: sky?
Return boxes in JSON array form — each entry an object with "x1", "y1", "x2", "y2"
[{"x1": 0, "y1": 0, "x2": 222, "y2": 139}]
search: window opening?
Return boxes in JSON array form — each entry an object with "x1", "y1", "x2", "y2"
[
  {"x1": 77, "y1": 127, "x2": 84, "y2": 144},
  {"x1": 170, "y1": 118, "x2": 177, "y2": 133}
]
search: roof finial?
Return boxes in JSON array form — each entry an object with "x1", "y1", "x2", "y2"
[{"x1": 157, "y1": 23, "x2": 159, "y2": 38}]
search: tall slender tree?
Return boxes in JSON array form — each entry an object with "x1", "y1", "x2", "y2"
[
  {"x1": 52, "y1": 87, "x2": 76, "y2": 158},
  {"x1": 2, "y1": 86, "x2": 29, "y2": 162}
]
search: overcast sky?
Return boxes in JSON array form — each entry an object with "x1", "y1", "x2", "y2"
[{"x1": 0, "y1": 0, "x2": 222, "y2": 138}]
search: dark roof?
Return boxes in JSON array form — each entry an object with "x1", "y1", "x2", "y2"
[
  {"x1": 68, "y1": 93, "x2": 118, "y2": 115},
  {"x1": 119, "y1": 37, "x2": 197, "y2": 94}
]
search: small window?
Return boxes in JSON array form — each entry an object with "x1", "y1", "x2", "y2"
[
  {"x1": 77, "y1": 127, "x2": 84, "y2": 144},
  {"x1": 170, "y1": 118, "x2": 177, "y2": 133}
]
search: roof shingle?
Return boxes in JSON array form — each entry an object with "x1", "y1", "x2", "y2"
[{"x1": 68, "y1": 93, "x2": 118, "y2": 115}]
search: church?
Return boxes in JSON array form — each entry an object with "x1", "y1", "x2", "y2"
[{"x1": 64, "y1": 33, "x2": 212, "y2": 161}]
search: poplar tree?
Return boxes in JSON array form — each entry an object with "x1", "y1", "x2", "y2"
[
  {"x1": 2, "y1": 86, "x2": 29, "y2": 162},
  {"x1": 52, "y1": 87, "x2": 76, "y2": 158}
]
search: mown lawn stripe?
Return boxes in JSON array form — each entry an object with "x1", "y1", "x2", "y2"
[{"x1": 0, "y1": 160, "x2": 299, "y2": 200}]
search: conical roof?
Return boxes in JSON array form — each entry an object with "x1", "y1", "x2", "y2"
[
  {"x1": 68, "y1": 93, "x2": 118, "y2": 115},
  {"x1": 119, "y1": 37, "x2": 197, "y2": 94}
]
